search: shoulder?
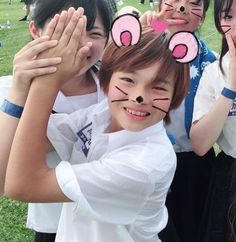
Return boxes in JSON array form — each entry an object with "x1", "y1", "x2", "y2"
[{"x1": 194, "y1": 36, "x2": 217, "y2": 67}]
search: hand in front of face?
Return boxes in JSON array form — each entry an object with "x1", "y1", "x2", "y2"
[
  {"x1": 37, "y1": 7, "x2": 92, "y2": 87},
  {"x1": 226, "y1": 33, "x2": 236, "y2": 91},
  {"x1": 139, "y1": 7, "x2": 177, "y2": 30},
  {"x1": 11, "y1": 35, "x2": 61, "y2": 101}
]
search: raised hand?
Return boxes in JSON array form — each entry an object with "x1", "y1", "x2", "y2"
[
  {"x1": 226, "y1": 33, "x2": 236, "y2": 90},
  {"x1": 12, "y1": 36, "x2": 61, "y2": 98},
  {"x1": 36, "y1": 7, "x2": 92, "y2": 88},
  {"x1": 139, "y1": 8, "x2": 185, "y2": 29}
]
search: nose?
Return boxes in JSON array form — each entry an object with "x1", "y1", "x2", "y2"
[
  {"x1": 179, "y1": 6, "x2": 185, "y2": 12},
  {"x1": 177, "y1": 1, "x2": 188, "y2": 14},
  {"x1": 136, "y1": 96, "x2": 144, "y2": 103}
]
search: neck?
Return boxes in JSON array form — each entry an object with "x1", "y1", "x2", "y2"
[{"x1": 60, "y1": 72, "x2": 97, "y2": 96}]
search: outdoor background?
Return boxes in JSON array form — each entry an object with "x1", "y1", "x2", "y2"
[{"x1": 0, "y1": 0, "x2": 221, "y2": 241}]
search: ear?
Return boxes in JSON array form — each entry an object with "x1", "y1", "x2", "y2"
[
  {"x1": 111, "y1": 14, "x2": 141, "y2": 47},
  {"x1": 168, "y1": 31, "x2": 199, "y2": 63},
  {"x1": 29, "y1": 21, "x2": 41, "y2": 39}
]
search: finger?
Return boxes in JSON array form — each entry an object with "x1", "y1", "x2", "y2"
[
  {"x1": 68, "y1": 15, "x2": 85, "y2": 49},
  {"x1": 51, "y1": 10, "x2": 68, "y2": 40},
  {"x1": 60, "y1": 9, "x2": 80, "y2": 45},
  {"x1": 147, "y1": 11, "x2": 157, "y2": 26},
  {"x1": 76, "y1": 42, "x2": 92, "y2": 61},
  {"x1": 16, "y1": 39, "x2": 58, "y2": 61},
  {"x1": 16, "y1": 36, "x2": 50, "y2": 56},
  {"x1": 226, "y1": 33, "x2": 236, "y2": 59},
  {"x1": 65, "y1": 7, "x2": 76, "y2": 26},
  {"x1": 81, "y1": 15, "x2": 87, "y2": 44},
  {"x1": 157, "y1": 7, "x2": 166, "y2": 20},
  {"x1": 43, "y1": 15, "x2": 58, "y2": 38},
  {"x1": 140, "y1": 11, "x2": 152, "y2": 26},
  {"x1": 24, "y1": 57, "x2": 62, "y2": 70},
  {"x1": 26, "y1": 67, "x2": 58, "y2": 79}
]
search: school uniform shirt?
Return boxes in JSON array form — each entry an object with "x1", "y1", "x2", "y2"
[
  {"x1": 47, "y1": 99, "x2": 176, "y2": 242},
  {"x1": 193, "y1": 52, "x2": 236, "y2": 159},
  {"x1": 165, "y1": 37, "x2": 217, "y2": 152},
  {"x1": 0, "y1": 72, "x2": 105, "y2": 233}
]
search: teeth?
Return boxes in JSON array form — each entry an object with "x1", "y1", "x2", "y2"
[{"x1": 125, "y1": 108, "x2": 149, "y2": 117}]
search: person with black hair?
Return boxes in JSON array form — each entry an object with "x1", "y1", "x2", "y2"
[
  {"x1": 19, "y1": 0, "x2": 34, "y2": 21},
  {"x1": 191, "y1": 0, "x2": 236, "y2": 241},
  {"x1": 0, "y1": 0, "x2": 112, "y2": 242}
]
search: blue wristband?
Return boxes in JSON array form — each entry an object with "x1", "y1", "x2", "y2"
[
  {"x1": 221, "y1": 87, "x2": 236, "y2": 100},
  {"x1": 0, "y1": 99, "x2": 24, "y2": 118}
]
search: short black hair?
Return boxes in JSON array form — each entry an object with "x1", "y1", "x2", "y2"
[{"x1": 33, "y1": 0, "x2": 112, "y2": 39}]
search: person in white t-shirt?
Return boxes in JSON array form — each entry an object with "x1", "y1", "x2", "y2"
[
  {"x1": 0, "y1": 1, "x2": 112, "y2": 242},
  {"x1": 190, "y1": 0, "x2": 236, "y2": 241},
  {"x1": 4, "y1": 11, "x2": 192, "y2": 241}
]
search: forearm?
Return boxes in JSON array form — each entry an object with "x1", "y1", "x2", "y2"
[
  {"x1": 0, "y1": 89, "x2": 27, "y2": 196},
  {"x1": 190, "y1": 95, "x2": 234, "y2": 156},
  {"x1": 5, "y1": 77, "x2": 63, "y2": 202}
]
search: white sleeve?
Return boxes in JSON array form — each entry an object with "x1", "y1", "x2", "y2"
[
  {"x1": 55, "y1": 145, "x2": 175, "y2": 225},
  {"x1": 56, "y1": 152, "x2": 154, "y2": 224},
  {"x1": 0, "y1": 76, "x2": 13, "y2": 105},
  {"x1": 192, "y1": 64, "x2": 218, "y2": 122}
]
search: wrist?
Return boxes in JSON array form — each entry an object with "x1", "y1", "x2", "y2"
[
  {"x1": 7, "y1": 88, "x2": 27, "y2": 107},
  {"x1": 221, "y1": 87, "x2": 236, "y2": 100},
  {"x1": 0, "y1": 99, "x2": 24, "y2": 118}
]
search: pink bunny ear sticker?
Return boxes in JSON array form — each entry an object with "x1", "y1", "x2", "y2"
[
  {"x1": 111, "y1": 14, "x2": 141, "y2": 47},
  {"x1": 168, "y1": 31, "x2": 199, "y2": 63}
]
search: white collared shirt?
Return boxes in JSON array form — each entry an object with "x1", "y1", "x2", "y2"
[
  {"x1": 192, "y1": 52, "x2": 236, "y2": 158},
  {"x1": 47, "y1": 99, "x2": 176, "y2": 242},
  {"x1": 0, "y1": 72, "x2": 105, "y2": 233}
]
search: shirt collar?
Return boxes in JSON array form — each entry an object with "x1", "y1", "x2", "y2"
[{"x1": 91, "y1": 99, "x2": 165, "y2": 152}]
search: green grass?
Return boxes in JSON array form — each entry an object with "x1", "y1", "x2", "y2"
[{"x1": 0, "y1": 0, "x2": 221, "y2": 241}]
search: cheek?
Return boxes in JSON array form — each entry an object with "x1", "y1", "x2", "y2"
[
  {"x1": 220, "y1": 19, "x2": 233, "y2": 34},
  {"x1": 90, "y1": 40, "x2": 106, "y2": 59},
  {"x1": 108, "y1": 84, "x2": 128, "y2": 100},
  {"x1": 153, "y1": 99, "x2": 171, "y2": 110}
]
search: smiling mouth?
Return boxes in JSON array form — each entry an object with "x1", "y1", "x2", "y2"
[{"x1": 124, "y1": 107, "x2": 150, "y2": 117}]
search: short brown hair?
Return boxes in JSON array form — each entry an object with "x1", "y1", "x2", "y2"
[{"x1": 99, "y1": 28, "x2": 189, "y2": 123}]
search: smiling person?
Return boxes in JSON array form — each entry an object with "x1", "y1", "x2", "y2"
[
  {"x1": 190, "y1": 0, "x2": 236, "y2": 241},
  {"x1": 140, "y1": 1, "x2": 217, "y2": 242},
  {"x1": 4, "y1": 10, "x2": 191, "y2": 241},
  {"x1": 0, "y1": 0, "x2": 112, "y2": 242}
]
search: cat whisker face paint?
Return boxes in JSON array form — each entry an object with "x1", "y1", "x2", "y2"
[
  {"x1": 160, "y1": 0, "x2": 204, "y2": 33},
  {"x1": 107, "y1": 66, "x2": 175, "y2": 132},
  {"x1": 220, "y1": 1, "x2": 236, "y2": 42},
  {"x1": 111, "y1": 84, "x2": 171, "y2": 114}
]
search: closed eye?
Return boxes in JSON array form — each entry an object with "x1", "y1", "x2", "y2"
[
  {"x1": 89, "y1": 32, "x2": 105, "y2": 38},
  {"x1": 152, "y1": 86, "x2": 167, "y2": 91},
  {"x1": 120, "y1": 77, "x2": 134, "y2": 83},
  {"x1": 190, "y1": 2, "x2": 201, "y2": 6},
  {"x1": 189, "y1": 0, "x2": 202, "y2": 5}
]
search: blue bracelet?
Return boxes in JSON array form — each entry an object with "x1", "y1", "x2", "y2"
[
  {"x1": 221, "y1": 87, "x2": 236, "y2": 100},
  {"x1": 0, "y1": 99, "x2": 24, "y2": 118}
]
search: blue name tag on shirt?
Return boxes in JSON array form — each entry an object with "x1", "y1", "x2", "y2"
[{"x1": 77, "y1": 122, "x2": 92, "y2": 157}]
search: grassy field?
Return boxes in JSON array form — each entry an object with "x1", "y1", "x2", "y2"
[{"x1": 0, "y1": 0, "x2": 221, "y2": 241}]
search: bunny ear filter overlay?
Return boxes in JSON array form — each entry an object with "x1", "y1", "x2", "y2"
[{"x1": 111, "y1": 14, "x2": 199, "y2": 63}]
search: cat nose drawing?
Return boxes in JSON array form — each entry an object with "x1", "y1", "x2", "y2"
[
  {"x1": 179, "y1": 6, "x2": 185, "y2": 13},
  {"x1": 136, "y1": 96, "x2": 144, "y2": 103}
]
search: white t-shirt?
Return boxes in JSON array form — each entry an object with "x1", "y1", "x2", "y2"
[
  {"x1": 0, "y1": 72, "x2": 105, "y2": 233},
  {"x1": 192, "y1": 52, "x2": 236, "y2": 158},
  {"x1": 47, "y1": 99, "x2": 176, "y2": 242}
]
